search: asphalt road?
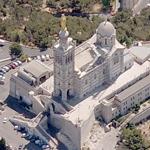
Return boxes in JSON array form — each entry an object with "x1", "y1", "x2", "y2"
[
  {"x1": 0, "y1": 104, "x2": 41, "y2": 150},
  {"x1": 0, "y1": 40, "x2": 53, "y2": 60}
]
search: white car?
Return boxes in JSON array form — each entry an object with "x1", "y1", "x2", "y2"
[
  {"x1": 12, "y1": 62, "x2": 19, "y2": 67},
  {"x1": 27, "y1": 57, "x2": 32, "y2": 62},
  {"x1": 3, "y1": 117, "x2": 7, "y2": 123},
  {"x1": 45, "y1": 54, "x2": 50, "y2": 61},
  {"x1": 41, "y1": 55, "x2": 46, "y2": 61},
  {"x1": 42, "y1": 145, "x2": 49, "y2": 149},
  {"x1": 14, "y1": 125, "x2": 20, "y2": 130},
  {"x1": 37, "y1": 56, "x2": 41, "y2": 60},
  {"x1": 0, "y1": 75, "x2": 5, "y2": 80},
  {"x1": 2, "y1": 66, "x2": 10, "y2": 72},
  {"x1": 35, "y1": 140, "x2": 40, "y2": 144},
  {"x1": 16, "y1": 60, "x2": 22, "y2": 65},
  {"x1": 21, "y1": 133, "x2": 26, "y2": 138}
]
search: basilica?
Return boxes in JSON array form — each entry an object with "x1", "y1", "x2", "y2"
[
  {"x1": 9, "y1": 15, "x2": 150, "y2": 150},
  {"x1": 53, "y1": 15, "x2": 126, "y2": 102}
]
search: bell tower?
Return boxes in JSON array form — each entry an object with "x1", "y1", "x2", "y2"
[{"x1": 53, "y1": 14, "x2": 76, "y2": 102}]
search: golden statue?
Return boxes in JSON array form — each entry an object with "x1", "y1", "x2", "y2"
[{"x1": 60, "y1": 14, "x2": 67, "y2": 31}]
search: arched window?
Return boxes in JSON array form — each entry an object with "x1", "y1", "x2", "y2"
[
  {"x1": 65, "y1": 56, "x2": 68, "y2": 64},
  {"x1": 105, "y1": 38, "x2": 107, "y2": 45},
  {"x1": 113, "y1": 53, "x2": 119, "y2": 65}
]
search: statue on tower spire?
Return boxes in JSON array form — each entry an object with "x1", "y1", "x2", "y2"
[{"x1": 60, "y1": 14, "x2": 67, "y2": 31}]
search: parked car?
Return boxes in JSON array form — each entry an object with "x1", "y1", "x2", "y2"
[
  {"x1": 10, "y1": 64, "x2": 16, "y2": 69},
  {"x1": 30, "y1": 138, "x2": 36, "y2": 143},
  {"x1": 2, "y1": 66, "x2": 10, "y2": 72},
  {"x1": 14, "y1": 125, "x2": 19, "y2": 130},
  {"x1": 0, "y1": 75, "x2": 5, "y2": 80},
  {"x1": 12, "y1": 62, "x2": 19, "y2": 67},
  {"x1": 41, "y1": 55, "x2": 46, "y2": 61},
  {"x1": 26, "y1": 134, "x2": 33, "y2": 140},
  {"x1": 37, "y1": 56, "x2": 41, "y2": 60},
  {"x1": 42, "y1": 145, "x2": 49, "y2": 149},
  {"x1": 27, "y1": 57, "x2": 32, "y2": 62},
  {"x1": 21, "y1": 133, "x2": 28, "y2": 138},
  {"x1": 35, "y1": 139, "x2": 40, "y2": 145},
  {"x1": 16, "y1": 60, "x2": 22, "y2": 65},
  {"x1": 18, "y1": 144, "x2": 23, "y2": 150},
  {"x1": 6, "y1": 64, "x2": 12, "y2": 70},
  {"x1": 0, "y1": 79, "x2": 5, "y2": 85},
  {"x1": 0, "y1": 72, "x2": 4, "y2": 76},
  {"x1": 45, "y1": 54, "x2": 50, "y2": 61},
  {"x1": 0, "y1": 68, "x2": 6, "y2": 74}
]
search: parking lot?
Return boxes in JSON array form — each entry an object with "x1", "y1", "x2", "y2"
[
  {"x1": 0, "y1": 55, "x2": 54, "y2": 150},
  {"x1": 0, "y1": 64, "x2": 41, "y2": 149},
  {"x1": 0, "y1": 67, "x2": 17, "y2": 101},
  {"x1": 0, "y1": 105, "x2": 41, "y2": 150}
]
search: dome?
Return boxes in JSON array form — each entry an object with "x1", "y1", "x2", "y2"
[
  {"x1": 59, "y1": 30, "x2": 69, "y2": 39},
  {"x1": 97, "y1": 21, "x2": 115, "y2": 37}
]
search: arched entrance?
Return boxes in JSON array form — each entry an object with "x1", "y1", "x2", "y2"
[
  {"x1": 58, "y1": 89, "x2": 62, "y2": 100},
  {"x1": 53, "y1": 89, "x2": 62, "y2": 101},
  {"x1": 67, "y1": 89, "x2": 73, "y2": 99}
]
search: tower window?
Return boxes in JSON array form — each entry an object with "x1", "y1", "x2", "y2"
[
  {"x1": 113, "y1": 54, "x2": 119, "y2": 65},
  {"x1": 65, "y1": 57, "x2": 68, "y2": 64},
  {"x1": 105, "y1": 38, "x2": 107, "y2": 45},
  {"x1": 103, "y1": 68, "x2": 106, "y2": 74},
  {"x1": 85, "y1": 80, "x2": 88, "y2": 85}
]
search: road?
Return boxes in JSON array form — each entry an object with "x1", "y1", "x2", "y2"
[{"x1": 0, "y1": 40, "x2": 53, "y2": 61}]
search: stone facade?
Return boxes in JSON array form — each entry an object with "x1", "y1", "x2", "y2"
[
  {"x1": 53, "y1": 20, "x2": 125, "y2": 102},
  {"x1": 53, "y1": 30, "x2": 76, "y2": 102}
]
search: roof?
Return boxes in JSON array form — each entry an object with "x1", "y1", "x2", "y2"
[
  {"x1": 130, "y1": 46, "x2": 150, "y2": 62},
  {"x1": 97, "y1": 21, "x2": 115, "y2": 37},
  {"x1": 117, "y1": 74, "x2": 150, "y2": 102},
  {"x1": 75, "y1": 47, "x2": 95, "y2": 71},
  {"x1": 22, "y1": 60, "x2": 51, "y2": 78}
]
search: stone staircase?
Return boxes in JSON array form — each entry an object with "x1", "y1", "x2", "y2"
[
  {"x1": 57, "y1": 132, "x2": 76, "y2": 150},
  {"x1": 36, "y1": 125, "x2": 58, "y2": 148}
]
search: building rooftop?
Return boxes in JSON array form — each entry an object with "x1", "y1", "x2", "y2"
[
  {"x1": 75, "y1": 47, "x2": 95, "y2": 71},
  {"x1": 130, "y1": 46, "x2": 150, "y2": 62},
  {"x1": 117, "y1": 74, "x2": 150, "y2": 102},
  {"x1": 22, "y1": 60, "x2": 52, "y2": 78}
]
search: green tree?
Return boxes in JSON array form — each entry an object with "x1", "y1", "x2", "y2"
[
  {"x1": 9, "y1": 43, "x2": 22, "y2": 56},
  {"x1": 0, "y1": 138, "x2": 6, "y2": 150},
  {"x1": 102, "y1": 0, "x2": 110, "y2": 7},
  {"x1": 121, "y1": 126, "x2": 150, "y2": 150}
]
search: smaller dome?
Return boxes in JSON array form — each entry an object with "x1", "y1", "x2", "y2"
[
  {"x1": 97, "y1": 21, "x2": 115, "y2": 37},
  {"x1": 59, "y1": 30, "x2": 69, "y2": 39}
]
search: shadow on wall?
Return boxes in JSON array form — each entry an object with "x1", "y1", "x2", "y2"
[{"x1": 4, "y1": 96, "x2": 36, "y2": 119}]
